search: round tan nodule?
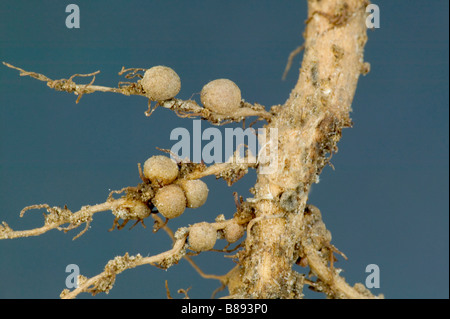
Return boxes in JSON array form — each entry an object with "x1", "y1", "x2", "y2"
[
  {"x1": 188, "y1": 222, "x2": 217, "y2": 252},
  {"x1": 200, "y1": 79, "x2": 241, "y2": 115},
  {"x1": 129, "y1": 200, "x2": 152, "y2": 220},
  {"x1": 114, "y1": 200, "x2": 151, "y2": 220},
  {"x1": 141, "y1": 66, "x2": 181, "y2": 101},
  {"x1": 224, "y1": 222, "x2": 245, "y2": 243},
  {"x1": 152, "y1": 184, "x2": 186, "y2": 219},
  {"x1": 176, "y1": 179, "x2": 209, "y2": 208},
  {"x1": 143, "y1": 155, "x2": 179, "y2": 185}
]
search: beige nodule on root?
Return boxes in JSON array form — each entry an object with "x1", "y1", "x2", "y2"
[
  {"x1": 200, "y1": 79, "x2": 241, "y2": 115},
  {"x1": 143, "y1": 155, "x2": 179, "y2": 185},
  {"x1": 125, "y1": 200, "x2": 152, "y2": 220},
  {"x1": 176, "y1": 179, "x2": 209, "y2": 208},
  {"x1": 140, "y1": 66, "x2": 181, "y2": 101},
  {"x1": 152, "y1": 184, "x2": 186, "y2": 219},
  {"x1": 112, "y1": 199, "x2": 152, "y2": 220},
  {"x1": 224, "y1": 222, "x2": 245, "y2": 243},
  {"x1": 188, "y1": 222, "x2": 217, "y2": 252}
]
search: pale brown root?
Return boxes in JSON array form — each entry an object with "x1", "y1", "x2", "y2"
[
  {"x1": 1, "y1": 199, "x2": 126, "y2": 240},
  {"x1": 282, "y1": 44, "x2": 305, "y2": 80},
  {"x1": 60, "y1": 232, "x2": 188, "y2": 299},
  {"x1": 238, "y1": 0, "x2": 374, "y2": 298},
  {"x1": 3, "y1": 61, "x2": 271, "y2": 125},
  {"x1": 303, "y1": 242, "x2": 381, "y2": 299}
]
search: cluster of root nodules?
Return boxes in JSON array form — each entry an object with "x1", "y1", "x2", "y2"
[{"x1": 0, "y1": 155, "x2": 211, "y2": 241}]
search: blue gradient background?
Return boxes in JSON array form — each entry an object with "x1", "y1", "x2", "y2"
[{"x1": 0, "y1": 1, "x2": 448, "y2": 298}]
